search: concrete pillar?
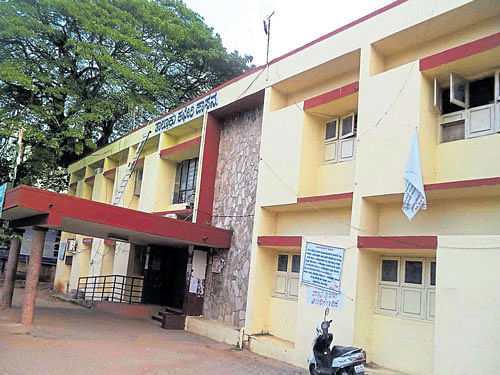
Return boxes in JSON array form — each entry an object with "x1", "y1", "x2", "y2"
[
  {"x1": 20, "y1": 227, "x2": 47, "y2": 327},
  {"x1": 0, "y1": 235, "x2": 22, "y2": 309}
]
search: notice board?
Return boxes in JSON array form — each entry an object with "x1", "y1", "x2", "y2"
[{"x1": 301, "y1": 242, "x2": 344, "y2": 293}]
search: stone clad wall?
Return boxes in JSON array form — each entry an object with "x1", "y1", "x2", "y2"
[{"x1": 203, "y1": 107, "x2": 262, "y2": 328}]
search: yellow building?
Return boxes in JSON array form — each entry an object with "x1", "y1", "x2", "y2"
[{"x1": 8, "y1": 0, "x2": 497, "y2": 374}]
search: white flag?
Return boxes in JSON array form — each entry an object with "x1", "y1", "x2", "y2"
[{"x1": 402, "y1": 128, "x2": 427, "y2": 221}]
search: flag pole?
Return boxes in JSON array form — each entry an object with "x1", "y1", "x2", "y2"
[{"x1": 264, "y1": 11, "x2": 274, "y2": 81}]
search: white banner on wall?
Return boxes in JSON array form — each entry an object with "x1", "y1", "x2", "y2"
[
  {"x1": 302, "y1": 242, "x2": 345, "y2": 293},
  {"x1": 152, "y1": 91, "x2": 219, "y2": 136},
  {"x1": 306, "y1": 287, "x2": 344, "y2": 310}
]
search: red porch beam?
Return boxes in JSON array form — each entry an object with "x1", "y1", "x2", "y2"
[
  {"x1": 297, "y1": 192, "x2": 354, "y2": 203},
  {"x1": 159, "y1": 136, "x2": 201, "y2": 158},
  {"x1": 303, "y1": 82, "x2": 359, "y2": 111}
]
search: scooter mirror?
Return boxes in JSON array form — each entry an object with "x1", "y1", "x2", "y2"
[{"x1": 324, "y1": 307, "x2": 329, "y2": 320}]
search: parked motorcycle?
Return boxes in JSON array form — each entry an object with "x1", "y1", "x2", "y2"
[{"x1": 308, "y1": 308, "x2": 366, "y2": 375}]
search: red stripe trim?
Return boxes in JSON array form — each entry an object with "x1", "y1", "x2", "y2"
[
  {"x1": 269, "y1": 0, "x2": 408, "y2": 65},
  {"x1": 257, "y1": 236, "x2": 303, "y2": 247},
  {"x1": 103, "y1": 168, "x2": 116, "y2": 177},
  {"x1": 358, "y1": 236, "x2": 437, "y2": 249},
  {"x1": 424, "y1": 177, "x2": 500, "y2": 191},
  {"x1": 303, "y1": 82, "x2": 359, "y2": 111},
  {"x1": 69, "y1": 182, "x2": 77, "y2": 189},
  {"x1": 104, "y1": 239, "x2": 116, "y2": 246},
  {"x1": 159, "y1": 136, "x2": 202, "y2": 158},
  {"x1": 420, "y1": 32, "x2": 500, "y2": 71},
  {"x1": 84, "y1": 176, "x2": 95, "y2": 184},
  {"x1": 196, "y1": 115, "x2": 221, "y2": 225},
  {"x1": 297, "y1": 192, "x2": 354, "y2": 203}
]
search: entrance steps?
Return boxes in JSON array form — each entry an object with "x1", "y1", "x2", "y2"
[{"x1": 151, "y1": 306, "x2": 186, "y2": 329}]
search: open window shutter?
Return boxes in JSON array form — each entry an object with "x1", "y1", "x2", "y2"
[
  {"x1": 340, "y1": 113, "x2": 355, "y2": 138},
  {"x1": 434, "y1": 78, "x2": 442, "y2": 113},
  {"x1": 450, "y1": 72, "x2": 469, "y2": 108}
]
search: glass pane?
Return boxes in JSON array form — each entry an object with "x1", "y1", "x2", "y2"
[
  {"x1": 325, "y1": 120, "x2": 337, "y2": 140},
  {"x1": 341, "y1": 115, "x2": 353, "y2": 137},
  {"x1": 441, "y1": 121, "x2": 465, "y2": 143},
  {"x1": 430, "y1": 261, "x2": 436, "y2": 286},
  {"x1": 277, "y1": 255, "x2": 288, "y2": 272},
  {"x1": 405, "y1": 261, "x2": 423, "y2": 284},
  {"x1": 187, "y1": 159, "x2": 196, "y2": 189},
  {"x1": 291, "y1": 255, "x2": 301, "y2": 273},
  {"x1": 180, "y1": 160, "x2": 189, "y2": 190},
  {"x1": 381, "y1": 260, "x2": 398, "y2": 282}
]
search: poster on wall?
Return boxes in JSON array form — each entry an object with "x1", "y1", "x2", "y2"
[
  {"x1": 57, "y1": 242, "x2": 67, "y2": 260},
  {"x1": 306, "y1": 287, "x2": 344, "y2": 310},
  {"x1": 189, "y1": 277, "x2": 205, "y2": 296},
  {"x1": 302, "y1": 242, "x2": 345, "y2": 293}
]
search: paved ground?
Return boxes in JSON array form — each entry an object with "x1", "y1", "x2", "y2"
[{"x1": 0, "y1": 287, "x2": 306, "y2": 375}]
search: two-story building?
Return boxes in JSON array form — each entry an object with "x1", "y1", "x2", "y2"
[{"x1": 3, "y1": 0, "x2": 500, "y2": 374}]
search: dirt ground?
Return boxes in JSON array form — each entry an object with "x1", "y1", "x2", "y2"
[{"x1": 0, "y1": 287, "x2": 306, "y2": 375}]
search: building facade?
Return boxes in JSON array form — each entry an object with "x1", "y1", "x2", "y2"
[{"x1": 51, "y1": 0, "x2": 500, "y2": 374}]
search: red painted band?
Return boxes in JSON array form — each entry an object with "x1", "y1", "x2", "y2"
[
  {"x1": 104, "y1": 239, "x2": 116, "y2": 246},
  {"x1": 84, "y1": 176, "x2": 95, "y2": 184},
  {"x1": 159, "y1": 136, "x2": 202, "y2": 158},
  {"x1": 297, "y1": 192, "x2": 354, "y2": 203},
  {"x1": 154, "y1": 209, "x2": 193, "y2": 216},
  {"x1": 420, "y1": 32, "x2": 500, "y2": 71},
  {"x1": 103, "y1": 168, "x2": 116, "y2": 177},
  {"x1": 69, "y1": 182, "x2": 77, "y2": 189},
  {"x1": 358, "y1": 236, "x2": 437, "y2": 249},
  {"x1": 424, "y1": 177, "x2": 500, "y2": 191},
  {"x1": 303, "y1": 82, "x2": 359, "y2": 111},
  {"x1": 257, "y1": 236, "x2": 303, "y2": 247}
]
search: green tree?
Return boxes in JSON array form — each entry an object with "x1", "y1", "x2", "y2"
[{"x1": 0, "y1": 0, "x2": 253, "y2": 191}]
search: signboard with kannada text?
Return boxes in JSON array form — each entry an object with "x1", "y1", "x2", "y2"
[
  {"x1": 302, "y1": 242, "x2": 345, "y2": 293},
  {"x1": 152, "y1": 91, "x2": 219, "y2": 136},
  {"x1": 306, "y1": 287, "x2": 344, "y2": 310}
]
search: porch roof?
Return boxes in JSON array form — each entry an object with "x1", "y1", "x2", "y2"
[{"x1": 1, "y1": 185, "x2": 232, "y2": 248}]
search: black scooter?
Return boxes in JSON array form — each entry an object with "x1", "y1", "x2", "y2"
[{"x1": 308, "y1": 308, "x2": 366, "y2": 375}]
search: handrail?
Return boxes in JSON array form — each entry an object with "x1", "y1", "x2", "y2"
[{"x1": 76, "y1": 274, "x2": 144, "y2": 304}]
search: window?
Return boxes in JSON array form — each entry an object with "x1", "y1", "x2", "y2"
[
  {"x1": 435, "y1": 71, "x2": 500, "y2": 143},
  {"x1": 173, "y1": 158, "x2": 198, "y2": 204},
  {"x1": 65, "y1": 255, "x2": 73, "y2": 265},
  {"x1": 323, "y1": 113, "x2": 357, "y2": 164},
  {"x1": 378, "y1": 257, "x2": 436, "y2": 321},
  {"x1": 274, "y1": 253, "x2": 301, "y2": 300},
  {"x1": 134, "y1": 168, "x2": 143, "y2": 197},
  {"x1": 52, "y1": 232, "x2": 61, "y2": 258}
]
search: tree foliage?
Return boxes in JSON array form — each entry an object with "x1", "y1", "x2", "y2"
[{"x1": 0, "y1": 0, "x2": 253, "y2": 191}]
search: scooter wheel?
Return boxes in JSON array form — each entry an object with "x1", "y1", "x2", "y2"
[{"x1": 309, "y1": 363, "x2": 320, "y2": 375}]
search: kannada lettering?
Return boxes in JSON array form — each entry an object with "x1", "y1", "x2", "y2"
[
  {"x1": 153, "y1": 92, "x2": 219, "y2": 135},
  {"x1": 301, "y1": 242, "x2": 345, "y2": 292},
  {"x1": 306, "y1": 287, "x2": 344, "y2": 310}
]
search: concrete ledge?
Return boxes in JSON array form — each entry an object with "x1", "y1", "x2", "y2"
[
  {"x1": 248, "y1": 335, "x2": 297, "y2": 367},
  {"x1": 95, "y1": 302, "x2": 159, "y2": 319},
  {"x1": 185, "y1": 316, "x2": 240, "y2": 347}
]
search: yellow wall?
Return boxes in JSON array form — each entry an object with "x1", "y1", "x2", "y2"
[
  {"x1": 434, "y1": 236, "x2": 500, "y2": 374},
  {"x1": 275, "y1": 208, "x2": 351, "y2": 237},
  {"x1": 269, "y1": 297, "x2": 297, "y2": 342}
]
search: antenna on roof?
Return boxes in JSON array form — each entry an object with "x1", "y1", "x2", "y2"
[{"x1": 263, "y1": 11, "x2": 275, "y2": 80}]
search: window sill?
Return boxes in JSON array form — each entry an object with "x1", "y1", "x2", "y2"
[
  {"x1": 271, "y1": 294, "x2": 298, "y2": 302},
  {"x1": 374, "y1": 311, "x2": 434, "y2": 323}
]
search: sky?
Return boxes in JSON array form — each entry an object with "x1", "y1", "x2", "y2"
[{"x1": 184, "y1": 0, "x2": 391, "y2": 67}]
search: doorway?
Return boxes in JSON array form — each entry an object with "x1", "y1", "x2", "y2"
[{"x1": 142, "y1": 246, "x2": 188, "y2": 308}]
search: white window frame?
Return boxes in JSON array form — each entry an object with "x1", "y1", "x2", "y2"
[
  {"x1": 436, "y1": 71, "x2": 500, "y2": 142},
  {"x1": 450, "y1": 72, "x2": 469, "y2": 109},
  {"x1": 273, "y1": 253, "x2": 301, "y2": 300},
  {"x1": 134, "y1": 168, "x2": 143, "y2": 197},
  {"x1": 340, "y1": 113, "x2": 356, "y2": 139},
  {"x1": 377, "y1": 256, "x2": 436, "y2": 321},
  {"x1": 323, "y1": 113, "x2": 357, "y2": 164}
]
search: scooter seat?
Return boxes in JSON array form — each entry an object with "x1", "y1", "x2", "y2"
[{"x1": 332, "y1": 345, "x2": 362, "y2": 357}]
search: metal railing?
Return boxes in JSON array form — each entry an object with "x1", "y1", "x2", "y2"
[{"x1": 76, "y1": 275, "x2": 144, "y2": 304}]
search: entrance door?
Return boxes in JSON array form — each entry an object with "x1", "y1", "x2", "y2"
[{"x1": 142, "y1": 246, "x2": 188, "y2": 308}]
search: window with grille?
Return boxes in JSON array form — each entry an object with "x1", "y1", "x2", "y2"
[
  {"x1": 378, "y1": 257, "x2": 436, "y2": 321},
  {"x1": 274, "y1": 253, "x2": 301, "y2": 300},
  {"x1": 173, "y1": 158, "x2": 199, "y2": 204}
]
